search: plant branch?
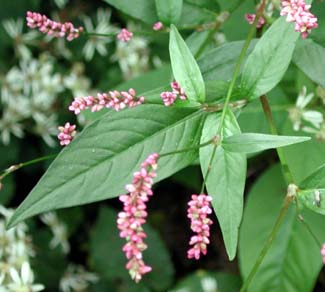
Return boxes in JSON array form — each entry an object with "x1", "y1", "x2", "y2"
[
  {"x1": 240, "y1": 193, "x2": 294, "y2": 292},
  {"x1": 0, "y1": 154, "x2": 57, "y2": 182},
  {"x1": 199, "y1": 0, "x2": 266, "y2": 193},
  {"x1": 260, "y1": 95, "x2": 294, "y2": 184},
  {"x1": 159, "y1": 137, "x2": 217, "y2": 158}
]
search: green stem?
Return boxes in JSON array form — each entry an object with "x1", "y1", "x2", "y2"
[
  {"x1": 218, "y1": 0, "x2": 266, "y2": 134},
  {"x1": 0, "y1": 154, "x2": 57, "y2": 181},
  {"x1": 199, "y1": 0, "x2": 266, "y2": 194},
  {"x1": 194, "y1": 12, "x2": 230, "y2": 59},
  {"x1": 298, "y1": 213, "x2": 322, "y2": 247},
  {"x1": 294, "y1": 197, "x2": 322, "y2": 247},
  {"x1": 240, "y1": 195, "x2": 294, "y2": 292},
  {"x1": 260, "y1": 95, "x2": 294, "y2": 184},
  {"x1": 159, "y1": 138, "x2": 216, "y2": 158}
]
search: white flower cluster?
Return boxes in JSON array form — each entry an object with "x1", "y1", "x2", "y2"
[
  {"x1": 0, "y1": 205, "x2": 44, "y2": 292},
  {"x1": 40, "y1": 212, "x2": 70, "y2": 254},
  {"x1": 82, "y1": 9, "x2": 118, "y2": 61},
  {"x1": 289, "y1": 86, "x2": 325, "y2": 140},
  {"x1": 59, "y1": 264, "x2": 98, "y2": 292},
  {"x1": 112, "y1": 23, "x2": 150, "y2": 80},
  {"x1": 0, "y1": 54, "x2": 91, "y2": 146}
]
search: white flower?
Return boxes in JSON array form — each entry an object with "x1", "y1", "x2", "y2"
[
  {"x1": 288, "y1": 86, "x2": 323, "y2": 131},
  {"x1": 2, "y1": 18, "x2": 38, "y2": 60},
  {"x1": 112, "y1": 35, "x2": 150, "y2": 79},
  {"x1": 82, "y1": 9, "x2": 118, "y2": 61},
  {"x1": 40, "y1": 212, "x2": 70, "y2": 254},
  {"x1": 32, "y1": 114, "x2": 58, "y2": 147},
  {"x1": 201, "y1": 277, "x2": 218, "y2": 292},
  {"x1": 302, "y1": 122, "x2": 325, "y2": 141},
  {"x1": 7, "y1": 262, "x2": 44, "y2": 292},
  {"x1": 63, "y1": 63, "x2": 91, "y2": 97},
  {"x1": 0, "y1": 112, "x2": 24, "y2": 145},
  {"x1": 59, "y1": 265, "x2": 98, "y2": 292}
]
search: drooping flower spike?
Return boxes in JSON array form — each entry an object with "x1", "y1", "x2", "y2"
[
  {"x1": 117, "y1": 153, "x2": 159, "y2": 282},
  {"x1": 26, "y1": 11, "x2": 83, "y2": 41},
  {"x1": 280, "y1": 0, "x2": 318, "y2": 38},
  {"x1": 187, "y1": 194, "x2": 213, "y2": 260},
  {"x1": 69, "y1": 88, "x2": 145, "y2": 115}
]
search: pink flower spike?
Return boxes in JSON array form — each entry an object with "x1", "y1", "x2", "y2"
[
  {"x1": 153, "y1": 22, "x2": 164, "y2": 31},
  {"x1": 117, "y1": 153, "x2": 160, "y2": 282},
  {"x1": 117, "y1": 28, "x2": 133, "y2": 42},
  {"x1": 68, "y1": 89, "x2": 145, "y2": 115},
  {"x1": 159, "y1": 81, "x2": 187, "y2": 106},
  {"x1": 57, "y1": 122, "x2": 76, "y2": 146},
  {"x1": 26, "y1": 11, "x2": 83, "y2": 41},
  {"x1": 280, "y1": 0, "x2": 318, "y2": 38},
  {"x1": 187, "y1": 194, "x2": 213, "y2": 260},
  {"x1": 245, "y1": 13, "x2": 265, "y2": 28}
]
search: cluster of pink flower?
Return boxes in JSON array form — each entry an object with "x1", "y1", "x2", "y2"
[
  {"x1": 160, "y1": 81, "x2": 187, "y2": 106},
  {"x1": 280, "y1": 0, "x2": 318, "y2": 38},
  {"x1": 57, "y1": 123, "x2": 77, "y2": 146},
  {"x1": 117, "y1": 28, "x2": 133, "y2": 42},
  {"x1": 187, "y1": 194, "x2": 213, "y2": 259},
  {"x1": 69, "y1": 88, "x2": 145, "y2": 115},
  {"x1": 321, "y1": 244, "x2": 325, "y2": 264},
  {"x1": 26, "y1": 11, "x2": 83, "y2": 41},
  {"x1": 245, "y1": 13, "x2": 266, "y2": 29},
  {"x1": 117, "y1": 153, "x2": 159, "y2": 282}
]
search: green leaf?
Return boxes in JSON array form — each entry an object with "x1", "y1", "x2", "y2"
[
  {"x1": 241, "y1": 17, "x2": 299, "y2": 100},
  {"x1": 239, "y1": 165, "x2": 325, "y2": 291},
  {"x1": 293, "y1": 39, "x2": 325, "y2": 88},
  {"x1": 198, "y1": 40, "x2": 257, "y2": 81},
  {"x1": 102, "y1": 0, "x2": 157, "y2": 24},
  {"x1": 282, "y1": 120, "x2": 325, "y2": 184},
  {"x1": 298, "y1": 189, "x2": 325, "y2": 215},
  {"x1": 222, "y1": 133, "x2": 311, "y2": 154},
  {"x1": 8, "y1": 105, "x2": 205, "y2": 228},
  {"x1": 178, "y1": 1, "x2": 216, "y2": 27},
  {"x1": 155, "y1": 0, "x2": 183, "y2": 25},
  {"x1": 171, "y1": 271, "x2": 241, "y2": 292},
  {"x1": 200, "y1": 110, "x2": 246, "y2": 260},
  {"x1": 90, "y1": 207, "x2": 174, "y2": 290},
  {"x1": 298, "y1": 165, "x2": 325, "y2": 215},
  {"x1": 300, "y1": 164, "x2": 325, "y2": 189},
  {"x1": 169, "y1": 25, "x2": 206, "y2": 103},
  {"x1": 185, "y1": 0, "x2": 220, "y2": 12},
  {"x1": 102, "y1": 0, "x2": 215, "y2": 26}
]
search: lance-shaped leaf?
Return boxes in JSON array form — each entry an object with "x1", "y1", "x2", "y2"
[
  {"x1": 293, "y1": 39, "x2": 325, "y2": 88},
  {"x1": 222, "y1": 133, "x2": 310, "y2": 154},
  {"x1": 239, "y1": 165, "x2": 325, "y2": 291},
  {"x1": 155, "y1": 0, "x2": 183, "y2": 25},
  {"x1": 8, "y1": 105, "x2": 205, "y2": 228},
  {"x1": 200, "y1": 110, "x2": 246, "y2": 260},
  {"x1": 300, "y1": 164, "x2": 325, "y2": 189},
  {"x1": 241, "y1": 17, "x2": 299, "y2": 100},
  {"x1": 169, "y1": 24, "x2": 206, "y2": 103}
]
